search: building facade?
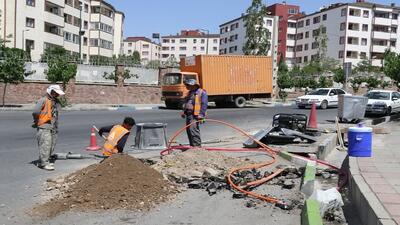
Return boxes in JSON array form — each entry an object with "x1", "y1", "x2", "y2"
[
  {"x1": 295, "y1": 1, "x2": 400, "y2": 67},
  {"x1": 160, "y1": 30, "x2": 220, "y2": 62},
  {"x1": 0, "y1": 0, "x2": 124, "y2": 63},
  {"x1": 122, "y1": 37, "x2": 161, "y2": 63}
]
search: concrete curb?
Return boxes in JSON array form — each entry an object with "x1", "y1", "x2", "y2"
[
  {"x1": 0, "y1": 104, "x2": 164, "y2": 112},
  {"x1": 301, "y1": 199, "x2": 324, "y2": 225},
  {"x1": 316, "y1": 133, "x2": 337, "y2": 160},
  {"x1": 348, "y1": 156, "x2": 396, "y2": 225},
  {"x1": 301, "y1": 161, "x2": 317, "y2": 198}
]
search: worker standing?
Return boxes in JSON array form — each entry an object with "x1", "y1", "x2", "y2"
[
  {"x1": 99, "y1": 117, "x2": 135, "y2": 157},
  {"x1": 181, "y1": 79, "x2": 208, "y2": 147},
  {"x1": 32, "y1": 85, "x2": 65, "y2": 171}
]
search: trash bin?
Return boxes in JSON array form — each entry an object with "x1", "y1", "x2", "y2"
[
  {"x1": 134, "y1": 123, "x2": 168, "y2": 150},
  {"x1": 338, "y1": 95, "x2": 368, "y2": 123}
]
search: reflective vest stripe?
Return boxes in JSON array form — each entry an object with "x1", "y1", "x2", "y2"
[
  {"x1": 37, "y1": 98, "x2": 52, "y2": 126},
  {"x1": 193, "y1": 89, "x2": 203, "y2": 116},
  {"x1": 102, "y1": 125, "x2": 129, "y2": 156}
]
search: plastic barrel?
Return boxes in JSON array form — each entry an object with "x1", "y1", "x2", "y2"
[{"x1": 348, "y1": 125, "x2": 373, "y2": 157}]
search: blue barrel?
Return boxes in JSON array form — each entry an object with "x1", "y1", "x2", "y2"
[{"x1": 348, "y1": 124, "x2": 372, "y2": 157}]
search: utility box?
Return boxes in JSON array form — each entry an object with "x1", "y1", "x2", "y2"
[
  {"x1": 134, "y1": 123, "x2": 168, "y2": 150},
  {"x1": 338, "y1": 95, "x2": 368, "y2": 123}
]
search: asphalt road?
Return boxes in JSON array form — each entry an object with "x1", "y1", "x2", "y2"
[{"x1": 0, "y1": 106, "x2": 337, "y2": 224}]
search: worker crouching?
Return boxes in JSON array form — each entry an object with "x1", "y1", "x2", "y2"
[{"x1": 99, "y1": 117, "x2": 135, "y2": 157}]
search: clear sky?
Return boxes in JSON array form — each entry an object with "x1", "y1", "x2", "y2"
[{"x1": 107, "y1": 0, "x2": 397, "y2": 38}]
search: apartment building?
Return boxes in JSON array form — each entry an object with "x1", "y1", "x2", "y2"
[
  {"x1": 122, "y1": 37, "x2": 161, "y2": 63},
  {"x1": 160, "y1": 30, "x2": 220, "y2": 62},
  {"x1": 295, "y1": 1, "x2": 400, "y2": 67},
  {"x1": 0, "y1": 0, "x2": 124, "y2": 63}
]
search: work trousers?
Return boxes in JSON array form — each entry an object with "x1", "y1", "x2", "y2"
[
  {"x1": 186, "y1": 114, "x2": 201, "y2": 147},
  {"x1": 36, "y1": 128, "x2": 58, "y2": 167}
]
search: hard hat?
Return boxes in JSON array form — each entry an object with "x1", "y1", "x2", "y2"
[
  {"x1": 47, "y1": 85, "x2": 65, "y2": 96},
  {"x1": 184, "y1": 79, "x2": 199, "y2": 86}
]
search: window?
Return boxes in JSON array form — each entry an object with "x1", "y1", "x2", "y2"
[
  {"x1": 304, "y1": 56, "x2": 308, "y2": 63},
  {"x1": 349, "y1": 8, "x2": 361, "y2": 17},
  {"x1": 362, "y1": 24, "x2": 368, "y2": 31},
  {"x1": 230, "y1": 23, "x2": 236, "y2": 31},
  {"x1": 201, "y1": 46, "x2": 205, "y2": 51},
  {"x1": 296, "y1": 57, "x2": 302, "y2": 63},
  {"x1": 339, "y1": 36, "x2": 345, "y2": 44},
  {"x1": 348, "y1": 23, "x2": 360, "y2": 31},
  {"x1": 322, "y1": 27, "x2": 327, "y2": 34},
  {"x1": 341, "y1": 8, "x2": 346, "y2": 16},
  {"x1": 213, "y1": 39, "x2": 218, "y2": 44},
  {"x1": 26, "y1": 0, "x2": 35, "y2": 6},
  {"x1": 287, "y1": 46, "x2": 294, "y2": 52},
  {"x1": 297, "y1": 21, "x2": 304, "y2": 28},
  {"x1": 162, "y1": 39, "x2": 170, "y2": 43},
  {"x1": 375, "y1": 11, "x2": 390, "y2": 18},
  {"x1": 288, "y1": 22, "x2": 296, "y2": 28},
  {"x1": 25, "y1": 39, "x2": 34, "y2": 50},
  {"x1": 193, "y1": 38, "x2": 197, "y2": 44},
  {"x1": 391, "y1": 26, "x2": 397, "y2": 33},
  {"x1": 363, "y1": 10, "x2": 369, "y2": 18},
  {"x1": 171, "y1": 39, "x2": 175, "y2": 43},
  {"x1": 83, "y1": 21, "x2": 88, "y2": 29},
  {"x1": 213, "y1": 47, "x2": 218, "y2": 51},
  {"x1": 305, "y1": 31, "x2": 309, "y2": 38},
  {"x1": 360, "y1": 52, "x2": 367, "y2": 59},
  {"x1": 83, "y1": 37, "x2": 88, "y2": 46},
  {"x1": 312, "y1": 29, "x2": 320, "y2": 37},
  {"x1": 346, "y1": 51, "x2": 358, "y2": 59},
  {"x1": 84, "y1": 4, "x2": 89, "y2": 12},
  {"x1": 220, "y1": 28, "x2": 224, "y2": 34},
  {"x1": 193, "y1": 46, "x2": 197, "y2": 51},
  {"x1": 287, "y1": 34, "x2": 296, "y2": 40},
  {"x1": 347, "y1": 37, "x2": 359, "y2": 45},
  {"x1": 44, "y1": 22, "x2": 62, "y2": 36},
  {"x1": 180, "y1": 39, "x2": 187, "y2": 43},
  {"x1": 322, "y1": 14, "x2": 327, "y2": 21},
  {"x1": 340, "y1": 23, "x2": 345, "y2": 31},
  {"x1": 201, "y1": 39, "x2": 205, "y2": 44},
  {"x1": 179, "y1": 54, "x2": 186, "y2": 58},
  {"x1": 143, "y1": 44, "x2": 149, "y2": 49},
  {"x1": 128, "y1": 43, "x2": 132, "y2": 47},
  {"x1": 306, "y1": 19, "x2": 310, "y2": 26},
  {"x1": 179, "y1": 47, "x2": 186, "y2": 51},
  {"x1": 288, "y1": 8, "x2": 297, "y2": 14},
  {"x1": 90, "y1": 38, "x2": 98, "y2": 47},
  {"x1": 393, "y1": 14, "x2": 399, "y2": 20},
  {"x1": 338, "y1": 51, "x2": 344, "y2": 58},
  {"x1": 304, "y1": 44, "x2": 309, "y2": 51},
  {"x1": 296, "y1": 45, "x2": 303, "y2": 52},
  {"x1": 26, "y1": 17, "x2": 35, "y2": 28},
  {"x1": 162, "y1": 46, "x2": 169, "y2": 50},
  {"x1": 45, "y1": 1, "x2": 61, "y2": 16},
  {"x1": 361, "y1": 38, "x2": 367, "y2": 46},
  {"x1": 312, "y1": 42, "x2": 319, "y2": 49},
  {"x1": 390, "y1": 40, "x2": 396, "y2": 47},
  {"x1": 142, "y1": 51, "x2": 149, "y2": 56},
  {"x1": 266, "y1": 19, "x2": 272, "y2": 26},
  {"x1": 296, "y1": 33, "x2": 303, "y2": 40},
  {"x1": 313, "y1": 16, "x2": 320, "y2": 24}
]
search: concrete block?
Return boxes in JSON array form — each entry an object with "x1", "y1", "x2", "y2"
[
  {"x1": 301, "y1": 199, "x2": 323, "y2": 225},
  {"x1": 317, "y1": 133, "x2": 337, "y2": 160},
  {"x1": 301, "y1": 161, "x2": 317, "y2": 197},
  {"x1": 379, "y1": 219, "x2": 397, "y2": 225}
]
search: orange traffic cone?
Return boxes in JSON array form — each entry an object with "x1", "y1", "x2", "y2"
[
  {"x1": 307, "y1": 102, "x2": 318, "y2": 130},
  {"x1": 86, "y1": 127, "x2": 101, "y2": 151}
]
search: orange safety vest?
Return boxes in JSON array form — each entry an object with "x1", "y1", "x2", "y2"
[
  {"x1": 102, "y1": 125, "x2": 130, "y2": 157},
  {"x1": 193, "y1": 89, "x2": 204, "y2": 116},
  {"x1": 37, "y1": 97, "x2": 53, "y2": 126}
]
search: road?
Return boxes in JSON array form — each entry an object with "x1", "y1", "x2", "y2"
[{"x1": 0, "y1": 106, "x2": 337, "y2": 224}]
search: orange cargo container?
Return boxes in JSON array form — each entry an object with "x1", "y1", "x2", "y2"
[{"x1": 161, "y1": 55, "x2": 273, "y2": 108}]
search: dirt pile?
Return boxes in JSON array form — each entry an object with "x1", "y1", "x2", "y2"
[
  {"x1": 152, "y1": 149, "x2": 255, "y2": 179},
  {"x1": 35, "y1": 154, "x2": 175, "y2": 217}
]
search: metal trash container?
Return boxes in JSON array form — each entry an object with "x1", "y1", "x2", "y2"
[
  {"x1": 134, "y1": 123, "x2": 168, "y2": 150},
  {"x1": 338, "y1": 95, "x2": 368, "y2": 123}
]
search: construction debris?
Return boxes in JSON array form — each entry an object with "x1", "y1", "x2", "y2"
[{"x1": 34, "y1": 154, "x2": 176, "y2": 217}]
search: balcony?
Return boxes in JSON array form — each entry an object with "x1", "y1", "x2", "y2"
[
  {"x1": 372, "y1": 45, "x2": 389, "y2": 52},
  {"x1": 286, "y1": 40, "x2": 295, "y2": 47},
  {"x1": 286, "y1": 52, "x2": 295, "y2": 58},
  {"x1": 372, "y1": 31, "x2": 390, "y2": 40},
  {"x1": 374, "y1": 17, "x2": 392, "y2": 25},
  {"x1": 287, "y1": 27, "x2": 296, "y2": 34},
  {"x1": 371, "y1": 59, "x2": 382, "y2": 67}
]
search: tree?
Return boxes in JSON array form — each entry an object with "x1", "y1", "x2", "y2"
[
  {"x1": 44, "y1": 46, "x2": 77, "y2": 90},
  {"x1": 131, "y1": 51, "x2": 141, "y2": 64},
  {"x1": 381, "y1": 81, "x2": 390, "y2": 89},
  {"x1": 318, "y1": 76, "x2": 333, "y2": 88},
  {"x1": 0, "y1": 47, "x2": 30, "y2": 106},
  {"x1": 242, "y1": 0, "x2": 270, "y2": 55},
  {"x1": 333, "y1": 67, "x2": 345, "y2": 85},
  {"x1": 277, "y1": 60, "x2": 292, "y2": 101},
  {"x1": 383, "y1": 50, "x2": 400, "y2": 87},
  {"x1": 145, "y1": 60, "x2": 161, "y2": 69},
  {"x1": 103, "y1": 68, "x2": 138, "y2": 83},
  {"x1": 365, "y1": 76, "x2": 381, "y2": 90},
  {"x1": 350, "y1": 77, "x2": 365, "y2": 93}
]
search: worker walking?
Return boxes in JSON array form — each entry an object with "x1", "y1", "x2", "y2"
[
  {"x1": 99, "y1": 117, "x2": 135, "y2": 157},
  {"x1": 181, "y1": 79, "x2": 208, "y2": 147},
  {"x1": 32, "y1": 85, "x2": 65, "y2": 171}
]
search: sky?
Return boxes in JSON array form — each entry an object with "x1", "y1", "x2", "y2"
[{"x1": 107, "y1": 0, "x2": 397, "y2": 38}]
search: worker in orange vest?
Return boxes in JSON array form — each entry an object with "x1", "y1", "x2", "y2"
[
  {"x1": 32, "y1": 85, "x2": 65, "y2": 171},
  {"x1": 98, "y1": 117, "x2": 136, "y2": 157},
  {"x1": 181, "y1": 79, "x2": 208, "y2": 147}
]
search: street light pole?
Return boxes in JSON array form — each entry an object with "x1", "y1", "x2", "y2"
[{"x1": 79, "y1": 3, "x2": 83, "y2": 63}]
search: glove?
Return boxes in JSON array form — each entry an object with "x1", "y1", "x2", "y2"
[
  {"x1": 180, "y1": 112, "x2": 186, "y2": 119},
  {"x1": 198, "y1": 118, "x2": 206, "y2": 124},
  {"x1": 31, "y1": 123, "x2": 38, "y2": 129}
]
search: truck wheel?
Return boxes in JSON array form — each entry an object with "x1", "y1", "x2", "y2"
[{"x1": 234, "y1": 96, "x2": 246, "y2": 108}]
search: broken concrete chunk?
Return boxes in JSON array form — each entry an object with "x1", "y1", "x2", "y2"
[
  {"x1": 187, "y1": 180, "x2": 203, "y2": 189},
  {"x1": 232, "y1": 193, "x2": 247, "y2": 199},
  {"x1": 282, "y1": 180, "x2": 295, "y2": 189},
  {"x1": 202, "y1": 167, "x2": 221, "y2": 178},
  {"x1": 321, "y1": 172, "x2": 331, "y2": 179}
]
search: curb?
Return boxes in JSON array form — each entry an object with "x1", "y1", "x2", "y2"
[
  {"x1": 316, "y1": 133, "x2": 337, "y2": 160},
  {"x1": 301, "y1": 199, "x2": 324, "y2": 225},
  {"x1": 347, "y1": 156, "x2": 396, "y2": 225},
  {"x1": 0, "y1": 104, "x2": 163, "y2": 112},
  {"x1": 278, "y1": 151, "x2": 328, "y2": 169},
  {"x1": 301, "y1": 161, "x2": 317, "y2": 198}
]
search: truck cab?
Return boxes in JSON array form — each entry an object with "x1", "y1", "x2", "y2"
[{"x1": 161, "y1": 72, "x2": 199, "y2": 109}]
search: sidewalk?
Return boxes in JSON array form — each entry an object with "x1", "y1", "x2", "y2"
[
  {"x1": 349, "y1": 121, "x2": 400, "y2": 225},
  {"x1": 0, "y1": 103, "x2": 164, "y2": 111}
]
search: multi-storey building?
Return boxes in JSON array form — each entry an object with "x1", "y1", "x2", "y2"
[
  {"x1": 218, "y1": 15, "x2": 278, "y2": 57},
  {"x1": 122, "y1": 37, "x2": 161, "y2": 63},
  {"x1": 295, "y1": 1, "x2": 400, "y2": 67},
  {"x1": 160, "y1": 30, "x2": 220, "y2": 62},
  {"x1": 0, "y1": 0, "x2": 124, "y2": 63}
]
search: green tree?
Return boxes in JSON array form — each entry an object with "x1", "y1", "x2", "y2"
[
  {"x1": 277, "y1": 60, "x2": 292, "y2": 101},
  {"x1": 103, "y1": 68, "x2": 138, "y2": 83},
  {"x1": 243, "y1": 0, "x2": 270, "y2": 55},
  {"x1": 365, "y1": 76, "x2": 381, "y2": 90},
  {"x1": 44, "y1": 46, "x2": 77, "y2": 91},
  {"x1": 350, "y1": 77, "x2": 365, "y2": 93},
  {"x1": 132, "y1": 51, "x2": 141, "y2": 64},
  {"x1": 333, "y1": 67, "x2": 345, "y2": 85},
  {"x1": 0, "y1": 47, "x2": 31, "y2": 106},
  {"x1": 318, "y1": 76, "x2": 333, "y2": 88},
  {"x1": 145, "y1": 60, "x2": 161, "y2": 69},
  {"x1": 381, "y1": 81, "x2": 390, "y2": 89},
  {"x1": 383, "y1": 50, "x2": 400, "y2": 86}
]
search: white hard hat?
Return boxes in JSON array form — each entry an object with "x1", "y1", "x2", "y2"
[{"x1": 47, "y1": 85, "x2": 65, "y2": 96}]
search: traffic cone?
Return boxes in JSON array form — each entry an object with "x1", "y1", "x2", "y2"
[
  {"x1": 307, "y1": 102, "x2": 318, "y2": 130},
  {"x1": 86, "y1": 127, "x2": 101, "y2": 151}
]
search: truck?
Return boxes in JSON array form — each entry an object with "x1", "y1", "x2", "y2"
[{"x1": 161, "y1": 55, "x2": 274, "y2": 109}]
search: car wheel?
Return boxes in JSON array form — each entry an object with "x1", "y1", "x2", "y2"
[
  {"x1": 386, "y1": 107, "x2": 392, "y2": 116},
  {"x1": 320, "y1": 100, "x2": 328, "y2": 110}
]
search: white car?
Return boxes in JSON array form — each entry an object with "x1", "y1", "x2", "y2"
[
  {"x1": 295, "y1": 88, "x2": 348, "y2": 110},
  {"x1": 365, "y1": 90, "x2": 400, "y2": 116}
]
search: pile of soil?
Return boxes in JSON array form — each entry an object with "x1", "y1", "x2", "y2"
[
  {"x1": 152, "y1": 149, "x2": 255, "y2": 179},
  {"x1": 35, "y1": 154, "x2": 175, "y2": 217}
]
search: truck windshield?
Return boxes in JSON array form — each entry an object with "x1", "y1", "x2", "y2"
[
  {"x1": 163, "y1": 73, "x2": 182, "y2": 85},
  {"x1": 366, "y1": 92, "x2": 390, "y2": 100},
  {"x1": 183, "y1": 74, "x2": 197, "y2": 84},
  {"x1": 309, "y1": 89, "x2": 329, "y2": 95}
]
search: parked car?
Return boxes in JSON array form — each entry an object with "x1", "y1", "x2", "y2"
[
  {"x1": 365, "y1": 90, "x2": 400, "y2": 116},
  {"x1": 295, "y1": 88, "x2": 348, "y2": 109}
]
